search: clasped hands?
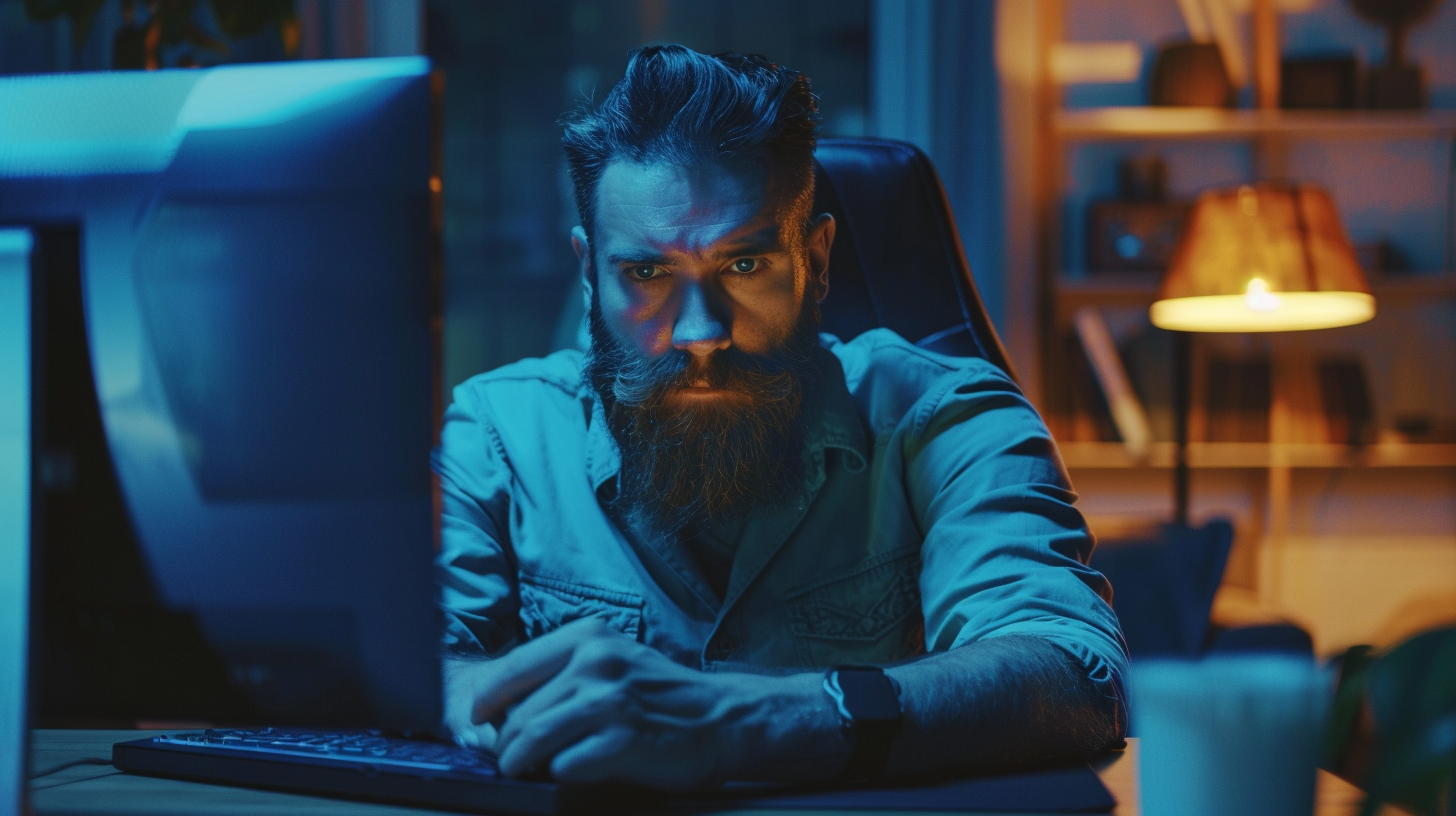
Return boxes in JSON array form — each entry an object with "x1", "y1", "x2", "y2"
[{"x1": 443, "y1": 618, "x2": 841, "y2": 789}]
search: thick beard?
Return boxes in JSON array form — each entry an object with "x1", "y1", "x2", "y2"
[{"x1": 583, "y1": 293, "x2": 822, "y2": 538}]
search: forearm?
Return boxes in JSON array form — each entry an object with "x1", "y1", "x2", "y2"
[
  {"x1": 882, "y1": 634, "x2": 1123, "y2": 775},
  {"x1": 731, "y1": 634, "x2": 1123, "y2": 782}
]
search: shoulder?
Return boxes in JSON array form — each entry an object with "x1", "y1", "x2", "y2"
[
  {"x1": 826, "y1": 328, "x2": 1022, "y2": 434},
  {"x1": 452, "y1": 350, "x2": 583, "y2": 402},
  {"x1": 447, "y1": 350, "x2": 586, "y2": 427}
]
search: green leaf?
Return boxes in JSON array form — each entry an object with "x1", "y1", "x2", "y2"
[{"x1": 1359, "y1": 627, "x2": 1456, "y2": 816}]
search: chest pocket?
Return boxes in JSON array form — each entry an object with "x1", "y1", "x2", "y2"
[
  {"x1": 786, "y1": 547, "x2": 924, "y2": 666},
  {"x1": 517, "y1": 572, "x2": 644, "y2": 641}
]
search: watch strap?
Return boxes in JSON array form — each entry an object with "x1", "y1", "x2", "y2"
[{"x1": 825, "y1": 666, "x2": 902, "y2": 779}]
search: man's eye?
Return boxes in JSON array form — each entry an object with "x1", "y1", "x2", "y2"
[
  {"x1": 729, "y1": 258, "x2": 760, "y2": 274},
  {"x1": 627, "y1": 265, "x2": 665, "y2": 281}
]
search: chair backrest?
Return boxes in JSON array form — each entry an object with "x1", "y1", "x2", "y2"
[{"x1": 812, "y1": 137, "x2": 1016, "y2": 380}]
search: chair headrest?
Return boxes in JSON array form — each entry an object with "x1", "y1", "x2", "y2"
[{"x1": 812, "y1": 138, "x2": 1015, "y2": 381}]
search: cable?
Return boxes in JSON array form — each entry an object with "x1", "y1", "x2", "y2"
[
  {"x1": 27, "y1": 757, "x2": 112, "y2": 780},
  {"x1": 29, "y1": 770, "x2": 122, "y2": 791}
]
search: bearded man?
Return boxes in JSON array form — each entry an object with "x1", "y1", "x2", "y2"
[{"x1": 434, "y1": 45, "x2": 1127, "y2": 790}]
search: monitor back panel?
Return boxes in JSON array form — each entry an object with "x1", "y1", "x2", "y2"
[
  {"x1": 0, "y1": 228, "x2": 33, "y2": 816},
  {"x1": 0, "y1": 59, "x2": 440, "y2": 730}
]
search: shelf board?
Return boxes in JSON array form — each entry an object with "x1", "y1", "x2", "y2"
[
  {"x1": 1060, "y1": 441, "x2": 1456, "y2": 469},
  {"x1": 1055, "y1": 272, "x2": 1456, "y2": 306},
  {"x1": 1055, "y1": 107, "x2": 1456, "y2": 141}
]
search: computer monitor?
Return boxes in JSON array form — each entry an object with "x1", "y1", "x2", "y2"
[
  {"x1": 0, "y1": 227, "x2": 33, "y2": 815},
  {"x1": 0, "y1": 58, "x2": 440, "y2": 731}
]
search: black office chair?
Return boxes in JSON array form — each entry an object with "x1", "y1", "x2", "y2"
[
  {"x1": 812, "y1": 138, "x2": 1017, "y2": 381},
  {"x1": 818, "y1": 138, "x2": 1311, "y2": 661}
]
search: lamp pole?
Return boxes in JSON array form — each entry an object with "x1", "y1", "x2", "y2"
[{"x1": 1173, "y1": 330, "x2": 1192, "y2": 527}]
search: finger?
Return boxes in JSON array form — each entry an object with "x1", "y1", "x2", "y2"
[
  {"x1": 548, "y1": 726, "x2": 636, "y2": 785},
  {"x1": 451, "y1": 721, "x2": 499, "y2": 752},
  {"x1": 469, "y1": 620, "x2": 608, "y2": 725},
  {"x1": 496, "y1": 632, "x2": 642, "y2": 754},
  {"x1": 494, "y1": 670, "x2": 581, "y2": 756},
  {"x1": 496, "y1": 686, "x2": 619, "y2": 778}
]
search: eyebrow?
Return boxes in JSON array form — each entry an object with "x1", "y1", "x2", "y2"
[
  {"x1": 603, "y1": 225, "x2": 785, "y2": 267},
  {"x1": 710, "y1": 231, "x2": 784, "y2": 259},
  {"x1": 604, "y1": 250, "x2": 673, "y2": 267},
  {"x1": 709, "y1": 224, "x2": 784, "y2": 258}
]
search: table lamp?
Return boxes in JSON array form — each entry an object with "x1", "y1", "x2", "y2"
[{"x1": 1149, "y1": 184, "x2": 1375, "y2": 523}]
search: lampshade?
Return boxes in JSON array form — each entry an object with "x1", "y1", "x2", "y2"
[{"x1": 1150, "y1": 184, "x2": 1375, "y2": 332}]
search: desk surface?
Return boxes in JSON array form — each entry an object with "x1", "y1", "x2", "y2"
[{"x1": 28, "y1": 729, "x2": 1383, "y2": 816}]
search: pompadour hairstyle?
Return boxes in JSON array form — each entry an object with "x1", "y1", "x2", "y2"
[{"x1": 561, "y1": 45, "x2": 819, "y2": 244}]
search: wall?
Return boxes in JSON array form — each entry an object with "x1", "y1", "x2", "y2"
[{"x1": 427, "y1": 0, "x2": 871, "y2": 398}]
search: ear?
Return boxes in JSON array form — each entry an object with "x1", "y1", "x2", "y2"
[
  {"x1": 571, "y1": 225, "x2": 594, "y2": 302},
  {"x1": 805, "y1": 213, "x2": 835, "y2": 303}
]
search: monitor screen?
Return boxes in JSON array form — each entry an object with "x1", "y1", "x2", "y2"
[{"x1": 0, "y1": 58, "x2": 440, "y2": 731}]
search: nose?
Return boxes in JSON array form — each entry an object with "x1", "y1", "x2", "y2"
[{"x1": 670, "y1": 281, "x2": 730, "y2": 358}]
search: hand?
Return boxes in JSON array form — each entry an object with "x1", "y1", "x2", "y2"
[
  {"x1": 446, "y1": 619, "x2": 815, "y2": 789},
  {"x1": 442, "y1": 655, "x2": 505, "y2": 752}
]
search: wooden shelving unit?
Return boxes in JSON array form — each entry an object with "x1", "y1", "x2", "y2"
[
  {"x1": 1055, "y1": 272, "x2": 1456, "y2": 309},
  {"x1": 1060, "y1": 441, "x2": 1456, "y2": 470},
  {"x1": 1031, "y1": 0, "x2": 1456, "y2": 606},
  {"x1": 1055, "y1": 107, "x2": 1456, "y2": 141}
]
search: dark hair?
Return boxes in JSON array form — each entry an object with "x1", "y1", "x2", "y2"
[{"x1": 561, "y1": 45, "x2": 819, "y2": 245}]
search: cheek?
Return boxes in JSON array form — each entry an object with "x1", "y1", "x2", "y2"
[
  {"x1": 598, "y1": 275, "x2": 675, "y2": 357},
  {"x1": 729, "y1": 269, "x2": 803, "y2": 351}
]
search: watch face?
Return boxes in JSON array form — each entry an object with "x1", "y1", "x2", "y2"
[{"x1": 836, "y1": 668, "x2": 902, "y2": 722}]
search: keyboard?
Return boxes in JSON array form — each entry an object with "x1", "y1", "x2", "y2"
[
  {"x1": 112, "y1": 727, "x2": 645, "y2": 815},
  {"x1": 146, "y1": 728, "x2": 501, "y2": 776}
]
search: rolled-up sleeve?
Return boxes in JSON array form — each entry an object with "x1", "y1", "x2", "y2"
[
  {"x1": 904, "y1": 364, "x2": 1128, "y2": 725},
  {"x1": 432, "y1": 381, "x2": 521, "y2": 656}
]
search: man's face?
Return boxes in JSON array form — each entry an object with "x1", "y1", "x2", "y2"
[
  {"x1": 575, "y1": 159, "x2": 832, "y2": 391},
  {"x1": 574, "y1": 159, "x2": 835, "y2": 533}
]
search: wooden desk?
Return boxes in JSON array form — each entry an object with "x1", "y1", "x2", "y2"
[{"x1": 28, "y1": 730, "x2": 1384, "y2": 816}]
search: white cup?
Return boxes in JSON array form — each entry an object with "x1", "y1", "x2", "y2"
[{"x1": 1132, "y1": 655, "x2": 1330, "y2": 816}]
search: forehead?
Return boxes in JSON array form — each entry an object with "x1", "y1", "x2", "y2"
[{"x1": 594, "y1": 160, "x2": 781, "y2": 253}]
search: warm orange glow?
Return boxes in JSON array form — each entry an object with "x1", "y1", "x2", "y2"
[
  {"x1": 1244, "y1": 277, "x2": 1280, "y2": 311},
  {"x1": 1151, "y1": 184, "x2": 1375, "y2": 333},
  {"x1": 1150, "y1": 291, "x2": 1375, "y2": 332}
]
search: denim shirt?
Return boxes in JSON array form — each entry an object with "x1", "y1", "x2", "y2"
[{"x1": 434, "y1": 329, "x2": 1127, "y2": 714}]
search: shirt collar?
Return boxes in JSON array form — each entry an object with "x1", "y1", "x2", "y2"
[
  {"x1": 583, "y1": 382, "x2": 622, "y2": 499},
  {"x1": 581, "y1": 341, "x2": 869, "y2": 499},
  {"x1": 803, "y1": 345, "x2": 868, "y2": 473}
]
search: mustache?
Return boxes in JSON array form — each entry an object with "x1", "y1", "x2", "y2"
[{"x1": 605, "y1": 338, "x2": 812, "y2": 409}]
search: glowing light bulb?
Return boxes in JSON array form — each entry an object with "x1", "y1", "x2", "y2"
[{"x1": 1245, "y1": 277, "x2": 1281, "y2": 312}]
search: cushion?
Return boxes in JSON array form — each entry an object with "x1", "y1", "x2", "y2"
[{"x1": 1089, "y1": 520, "x2": 1234, "y2": 657}]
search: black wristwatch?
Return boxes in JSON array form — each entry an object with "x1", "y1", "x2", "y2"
[{"x1": 823, "y1": 665, "x2": 903, "y2": 780}]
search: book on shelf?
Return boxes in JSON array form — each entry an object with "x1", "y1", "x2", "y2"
[
  {"x1": 1117, "y1": 325, "x2": 1175, "y2": 443},
  {"x1": 1318, "y1": 357, "x2": 1375, "y2": 446},
  {"x1": 1204, "y1": 355, "x2": 1271, "y2": 443},
  {"x1": 1053, "y1": 320, "x2": 1384, "y2": 450},
  {"x1": 1073, "y1": 307, "x2": 1153, "y2": 458},
  {"x1": 1049, "y1": 327, "x2": 1118, "y2": 445},
  {"x1": 1275, "y1": 350, "x2": 1329, "y2": 444}
]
